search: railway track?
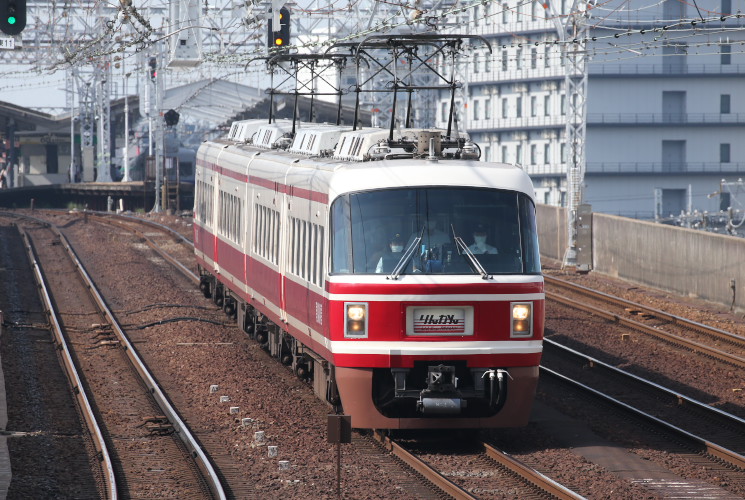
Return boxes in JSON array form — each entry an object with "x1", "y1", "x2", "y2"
[
  {"x1": 543, "y1": 339, "x2": 745, "y2": 470},
  {"x1": 373, "y1": 431, "x2": 583, "y2": 499},
  {"x1": 82, "y1": 212, "x2": 592, "y2": 498},
  {"x1": 10, "y1": 213, "x2": 225, "y2": 499},
  {"x1": 545, "y1": 275, "x2": 745, "y2": 368},
  {"x1": 30, "y1": 209, "x2": 737, "y2": 498}
]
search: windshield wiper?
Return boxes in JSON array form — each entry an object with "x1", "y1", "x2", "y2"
[
  {"x1": 451, "y1": 225, "x2": 491, "y2": 280},
  {"x1": 388, "y1": 225, "x2": 426, "y2": 280}
]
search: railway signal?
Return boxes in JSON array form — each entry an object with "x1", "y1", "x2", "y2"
[
  {"x1": 164, "y1": 109, "x2": 180, "y2": 127},
  {"x1": 148, "y1": 57, "x2": 157, "y2": 81},
  {"x1": 267, "y1": 7, "x2": 290, "y2": 49},
  {"x1": 0, "y1": 0, "x2": 25, "y2": 35}
]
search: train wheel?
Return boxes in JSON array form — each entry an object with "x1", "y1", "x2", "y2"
[
  {"x1": 255, "y1": 328, "x2": 268, "y2": 345},
  {"x1": 223, "y1": 300, "x2": 236, "y2": 318},
  {"x1": 199, "y1": 278, "x2": 211, "y2": 298},
  {"x1": 295, "y1": 364, "x2": 309, "y2": 379}
]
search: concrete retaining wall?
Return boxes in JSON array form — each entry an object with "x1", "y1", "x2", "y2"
[
  {"x1": 536, "y1": 204, "x2": 567, "y2": 262},
  {"x1": 536, "y1": 203, "x2": 745, "y2": 313}
]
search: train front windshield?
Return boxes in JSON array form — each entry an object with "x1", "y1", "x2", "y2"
[{"x1": 330, "y1": 187, "x2": 541, "y2": 275}]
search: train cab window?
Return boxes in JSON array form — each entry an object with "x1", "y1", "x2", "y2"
[{"x1": 330, "y1": 187, "x2": 541, "y2": 276}]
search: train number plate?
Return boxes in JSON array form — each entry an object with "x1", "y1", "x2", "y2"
[{"x1": 406, "y1": 306, "x2": 473, "y2": 336}]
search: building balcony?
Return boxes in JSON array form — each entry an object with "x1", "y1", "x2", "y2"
[
  {"x1": 589, "y1": 63, "x2": 745, "y2": 77},
  {"x1": 523, "y1": 163, "x2": 567, "y2": 176},
  {"x1": 586, "y1": 162, "x2": 745, "y2": 174},
  {"x1": 468, "y1": 67, "x2": 565, "y2": 85},
  {"x1": 466, "y1": 115, "x2": 566, "y2": 132},
  {"x1": 587, "y1": 113, "x2": 745, "y2": 126}
]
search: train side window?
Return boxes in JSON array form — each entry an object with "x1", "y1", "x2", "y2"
[
  {"x1": 519, "y1": 194, "x2": 541, "y2": 274},
  {"x1": 330, "y1": 196, "x2": 352, "y2": 273},
  {"x1": 315, "y1": 225, "x2": 325, "y2": 286}
]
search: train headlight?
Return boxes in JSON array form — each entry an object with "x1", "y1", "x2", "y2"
[
  {"x1": 511, "y1": 303, "x2": 532, "y2": 337},
  {"x1": 345, "y1": 303, "x2": 368, "y2": 338}
]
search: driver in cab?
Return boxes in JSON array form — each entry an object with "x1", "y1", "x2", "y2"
[
  {"x1": 376, "y1": 233, "x2": 405, "y2": 273},
  {"x1": 468, "y1": 224, "x2": 497, "y2": 255}
]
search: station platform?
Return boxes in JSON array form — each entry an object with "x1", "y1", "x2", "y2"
[{"x1": 0, "y1": 181, "x2": 193, "y2": 213}]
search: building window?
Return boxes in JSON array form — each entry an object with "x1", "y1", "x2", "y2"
[
  {"x1": 483, "y1": 146, "x2": 490, "y2": 161},
  {"x1": 473, "y1": 5, "x2": 480, "y2": 25},
  {"x1": 473, "y1": 54, "x2": 480, "y2": 73},
  {"x1": 530, "y1": 144, "x2": 537, "y2": 164},
  {"x1": 544, "y1": 143, "x2": 550, "y2": 163},
  {"x1": 531, "y1": 48, "x2": 537, "y2": 69},
  {"x1": 473, "y1": 99, "x2": 480, "y2": 120},
  {"x1": 516, "y1": 48, "x2": 523, "y2": 70},
  {"x1": 516, "y1": 96, "x2": 522, "y2": 118},
  {"x1": 501, "y1": 50, "x2": 508, "y2": 71},
  {"x1": 516, "y1": 144, "x2": 523, "y2": 164},
  {"x1": 722, "y1": 45, "x2": 731, "y2": 65},
  {"x1": 502, "y1": 3, "x2": 509, "y2": 23},
  {"x1": 530, "y1": 96, "x2": 537, "y2": 117},
  {"x1": 722, "y1": 0, "x2": 732, "y2": 14},
  {"x1": 484, "y1": 55, "x2": 491, "y2": 73},
  {"x1": 560, "y1": 94, "x2": 566, "y2": 115},
  {"x1": 544, "y1": 45, "x2": 551, "y2": 68},
  {"x1": 721, "y1": 143, "x2": 731, "y2": 163},
  {"x1": 721, "y1": 94, "x2": 731, "y2": 114},
  {"x1": 561, "y1": 143, "x2": 567, "y2": 163},
  {"x1": 501, "y1": 145, "x2": 508, "y2": 163},
  {"x1": 544, "y1": 95, "x2": 550, "y2": 116},
  {"x1": 441, "y1": 102, "x2": 448, "y2": 122},
  {"x1": 502, "y1": 98, "x2": 508, "y2": 118},
  {"x1": 485, "y1": 98, "x2": 492, "y2": 119}
]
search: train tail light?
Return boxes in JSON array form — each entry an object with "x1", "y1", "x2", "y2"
[
  {"x1": 345, "y1": 303, "x2": 368, "y2": 338},
  {"x1": 511, "y1": 303, "x2": 532, "y2": 337}
]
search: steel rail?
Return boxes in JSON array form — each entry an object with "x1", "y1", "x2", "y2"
[
  {"x1": 85, "y1": 213, "x2": 198, "y2": 284},
  {"x1": 546, "y1": 290, "x2": 745, "y2": 369},
  {"x1": 1, "y1": 212, "x2": 227, "y2": 500},
  {"x1": 53, "y1": 227, "x2": 227, "y2": 500},
  {"x1": 541, "y1": 365, "x2": 745, "y2": 471},
  {"x1": 372, "y1": 431, "x2": 477, "y2": 500},
  {"x1": 18, "y1": 226, "x2": 118, "y2": 500},
  {"x1": 95, "y1": 211, "x2": 194, "y2": 246},
  {"x1": 545, "y1": 338, "x2": 745, "y2": 428},
  {"x1": 545, "y1": 275, "x2": 745, "y2": 346},
  {"x1": 481, "y1": 442, "x2": 585, "y2": 500}
]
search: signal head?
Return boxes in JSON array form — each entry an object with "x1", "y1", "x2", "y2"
[{"x1": 0, "y1": 0, "x2": 26, "y2": 36}]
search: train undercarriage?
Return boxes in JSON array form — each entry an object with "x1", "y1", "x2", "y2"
[
  {"x1": 199, "y1": 270, "x2": 341, "y2": 409},
  {"x1": 198, "y1": 268, "x2": 525, "y2": 428}
]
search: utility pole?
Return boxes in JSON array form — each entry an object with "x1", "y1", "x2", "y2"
[
  {"x1": 94, "y1": 55, "x2": 113, "y2": 182},
  {"x1": 148, "y1": 46, "x2": 165, "y2": 213},
  {"x1": 547, "y1": 0, "x2": 595, "y2": 269}
]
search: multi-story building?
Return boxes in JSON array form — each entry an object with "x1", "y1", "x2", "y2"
[{"x1": 436, "y1": 0, "x2": 745, "y2": 219}]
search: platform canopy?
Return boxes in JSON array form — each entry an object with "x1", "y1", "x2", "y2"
[{"x1": 162, "y1": 79, "x2": 266, "y2": 126}]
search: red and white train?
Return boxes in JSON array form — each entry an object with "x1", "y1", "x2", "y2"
[{"x1": 194, "y1": 118, "x2": 544, "y2": 429}]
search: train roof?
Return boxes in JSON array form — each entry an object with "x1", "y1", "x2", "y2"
[{"x1": 204, "y1": 120, "x2": 536, "y2": 202}]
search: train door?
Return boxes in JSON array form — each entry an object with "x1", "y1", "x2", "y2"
[
  {"x1": 310, "y1": 168, "x2": 330, "y2": 341},
  {"x1": 278, "y1": 176, "x2": 290, "y2": 324},
  {"x1": 243, "y1": 153, "x2": 260, "y2": 292},
  {"x1": 212, "y1": 163, "x2": 221, "y2": 274},
  {"x1": 283, "y1": 167, "x2": 312, "y2": 333}
]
